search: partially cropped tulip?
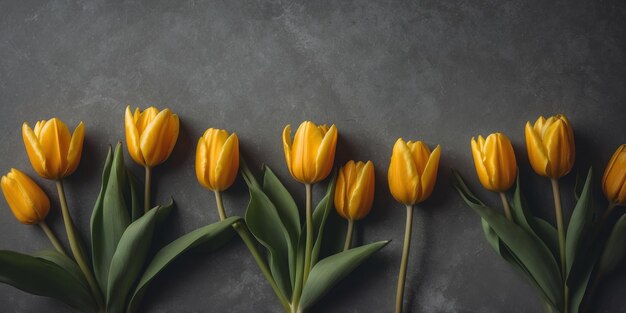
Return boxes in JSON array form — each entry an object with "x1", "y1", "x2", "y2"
[
  {"x1": 471, "y1": 133, "x2": 517, "y2": 192},
  {"x1": 282, "y1": 121, "x2": 338, "y2": 184},
  {"x1": 335, "y1": 160, "x2": 375, "y2": 221},
  {"x1": 388, "y1": 138, "x2": 441, "y2": 205},
  {"x1": 125, "y1": 106, "x2": 179, "y2": 168},
  {"x1": 196, "y1": 128, "x2": 240, "y2": 192},
  {"x1": 602, "y1": 144, "x2": 626, "y2": 206},
  {"x1": 22, "y1": 118, "x2": 85, "y2": 180},
  {"x1": 1, "y1": 168, "x2": 50, "y2": 224},
  {"x1": 525, "y1": 114, "x2": 575, "y2": 179}
]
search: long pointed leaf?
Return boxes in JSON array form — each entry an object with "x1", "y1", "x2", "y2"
[
  {"x1": 311, "y1": 171, "x2": 337, "y2": 267},
  {"x1": 91, "y1": 143, "x2": 132, "y2": 292},
  {"x1": 263, "y1": 166, "x2": 300, "y2": 287},
  {"x1": 0, "y1": 250, "x2": 98, "y2": 312},
  {"x1": 127, "y1": 216, "x2": 240, "y2": 312},
  {"x1": 298, "y1": 240, "x2": 389, "y2": 310},
  {"x1": 597, "y1": 213, "x2": 626, "y2": 276},
  {"x1": 452, "y1": 170, "x2": 563, "y2": 308},
  {"x1": 566, "y1": 168, "x2": 594, "y2": 276},
  {"x1": 106, "y1": 202, "x2": 172, "y2": 313}
]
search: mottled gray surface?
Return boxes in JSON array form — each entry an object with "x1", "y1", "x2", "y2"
[{"x1": 0, "y1": 0, "x2": 625, "y2": 312}]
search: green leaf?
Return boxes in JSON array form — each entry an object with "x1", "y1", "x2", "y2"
[
  {"x1": 532, "y1": 217, "x2": 559, "y2": 260},
  {"x1": 566, "y1": 168, "x2": 594, "y2": 276},
  {"x1": 452, "y1": 170, "x2": 563, "y2": 308},
  {"x1": 106, "y1": 202, "x2": 173, "y2": 313},
  {"x1": 0, "y1": 250, "x2": 97, "y2": 312},
  {"x1": 597, "y1": 213, "x2": 626, "y2": 275},
  {"x1": 311, "y1": 171, "x2": 337, "y2": 267},
  {"x1": 127, "y1": 216, "x2": 240, "y2": 312},
  {"x1": 91, "y1": 143, "x2": 132, "y2": 293},
  {"x1": 262, "y1": 166, "x2": 300, "y2": 287},
  {"x1": 298, "y1": 240, "x2": 389, "y2": 311},
  {"x1": 244, "y1": 177, "x2": 292, "y2": 299},
  {"x1": 127, "y1": 169, "x2": 143, "y2": 222}
]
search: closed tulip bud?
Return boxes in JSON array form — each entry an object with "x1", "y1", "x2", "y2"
[
  {"x1": 282, "y1": 121, "x2": 338, "y2": 184},
  {"x1": 22, "y1": 118, "x2": 85, "y2": 180},
  {"x1": 471, "y1": 133, "x2": 517, "y2": 192},
  {"x1": 525, "y1": 114, "x2": 575, "y2": 179},
  {"x1": 602, "y1": 144, "x2": 626, "y2": 206},
  {"x1": 388, "y1": 138, "x2": 441, "y2": 205},
  {"x1": 196, "y1": 128, "x2": 240, "y2": 191},
  {"x1": 1, "y1": 169, "x2": 50, "y2": 224},
  {"x1": 125, "y1": 106, "x2": 179, "y2": 168},
  {"x1": 335, "y1": 160, "x2": 375, "y2": 221}
]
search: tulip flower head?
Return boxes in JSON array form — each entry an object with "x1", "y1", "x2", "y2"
[
  {"x1": 603, "y1": 144, "x2": 626, "y2": 206},
  {"x1": 388, "y1": 138, "x2": 441, "y2": 205},
  {"x1": 196, "y1": 128, "x2": 240, "y2": 191},
  {"x1": 1, "y1": 169, "x2": 50, "y2": 224},
  {"x1": 125, "y1": 106, "x2": 179, "y2": 168},
  {"x1": 471, "y1": 133, "x2": 517, "y2": 192},
  {"x1": 525, "y1": 114, "x2": 575, "y2": 179},
  {"x1": 335, "y1": 160, "x2": 375, "y2": 221},
  {"x1": 282, "y1": 121, "x2": 338, "y2": 184},
  {"x1": 22, "y1": 118, "x2": 85, "y2": 180}
]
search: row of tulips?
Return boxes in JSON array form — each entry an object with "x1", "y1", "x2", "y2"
[{"x1": 0, "y1": 109, "x2": 624, "y2": 313}]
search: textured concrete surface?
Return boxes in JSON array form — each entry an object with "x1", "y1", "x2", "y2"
[{"x1": 1, "y1": 0, "x2": 626, "y2": 312}]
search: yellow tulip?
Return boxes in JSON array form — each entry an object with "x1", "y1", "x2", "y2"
[
  {"x1": 22, "y1": 118, "x2": 84, "y2": 180},
  {"x1": 602, "y1": 144, "x2": 626, "y2": 206},
  {"x1": 525, "y1": 114, "x2": 575, "y2": 179},
  {"x1": 125, "y1": 106, "x2": 179, "y2": 168},
  {"x1": 334, "y1": 160, "x2": 375, "y2": 221},
  {"x1": 196, "y1": 128, "x2": 240, "y2": 191},
  {"x1": 388, "y1": 138, "x2": 441, "y2": 205},
  {"x1": 282, "y1": 121, "x2": 338, "y2": 184},
  {"x1": 1, "y1": 168, "x2": 50, "y2": 224},
  {"x1": 471, "y1": 133, "x2": 517, "y2": 192}
]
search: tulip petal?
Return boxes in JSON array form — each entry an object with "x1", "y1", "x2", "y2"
[
  {"x1": 603, "y1": 145, "x2": 626, "y2": 204},
  {"x1": 419, "y1": 145, "x2": 441, "y2": 202},
  {"x1": 156, "y1": 113, "x2": 179, "y2": 166},
  {"x1": 136, "y1": 107, "x2": 159, "y2": 135},
  {"x1": 543, "y1": 119, "x2": 574, "y2": 178},
  {"x1": 292, "y1": 121, "x2": 320, "y2": 183},
  {"x1": 22, "y1": 123, "x2": 48, "y2": 178},
  {"x1": 282, "y1": 125, "x2": 294, "y2": 178},
  {"x1": 334, "y1": 166, "x2": 348, "y2": 219},
  {"x1": 39, "y1": 118, "x2": 71, "y2": 179},
  {"x1": 471, "y1": 136, "x2": 493, "y2": 190},
  {"x1": 11, "y1": 169, "x2": 49, "y2": 219},
  {"x1": 215, "y1": 133, "x2": 239, "y2": 191},
  {"x1": 350, "y1": 161, "x2": 375, "y2": 220},
  {"x1": 314, "y1": 124, "x2": 337, "y2": 183},
  {"x1": 2, "y1": 175, "x2": 36, "y2": 224},
  {"x1": 65, "y1": 122, "x2": 85, "y2": 176},
  {"x1": 388, "y1": 139, "x2": 419, "y2": 205},
  {"x1": 139, "y1": 109, "x2": 171, "y2": 167},
  {"x1": 525, "y1": 122, "x2": 550, "y2": 177},
  {"x1": 407, "y1": 141, "x2": 431, "y2": 176},
  {"x1": 195, "y1": 137, "x2": 212, "y2": 190},
  {"x1": 207, "y1": 129, "x2": 228, "y2": 189},
  {"x1": 125, "y1": 106, "x2": 145, "y2": 166}
]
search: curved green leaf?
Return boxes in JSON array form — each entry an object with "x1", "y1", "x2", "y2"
[
  {"x1": 452, "y1": 170, "x2": 563, "y2": 308},
  {"x1": 244, "y1": 179, "x2": 292, "y2": 298},
  {"x1": 127, "y1": 216, "x2": 240, "y2": 312},
  {"x1": 262, "y1": 166, "x2": 300, "y2": 286},
  {"x1": 597, "y1": 213, "x2": 626, "y2": 275},
  {"x1": 91, "y1": 143, "x2": 132, "y2": 292},
  {"x1": 311, "y1": 172, "x2": 337, "y2": 267},
  {"x1": 106, "y1": 202, "x2": 173, "y2": 313},
  {"x1": 298, "y1": 240, "x2": 389, "y2": 310},
  {"x1": 0, "y1": 250, "x2": 97, "y2": 312},
  {"x1": 566, "y1": 168, "x2": 594, "y2": 276}
]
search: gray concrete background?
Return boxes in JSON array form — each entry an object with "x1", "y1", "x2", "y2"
[{"x1": 1, "y1": 0, "x2": 625, "y2": 312}]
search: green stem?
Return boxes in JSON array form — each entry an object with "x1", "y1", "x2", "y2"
[
  {"x1": 214, "y1": 191, "x2": 291, "y2": 312},
  {"x1": 144, "y1": 166, "x2": 152, "y2": 213},
  {"x1": 395, "y1": 205, "x2": 414, "y2": 313},
  {"x1": 343, "y1": 219, "x2": 355, "y2": 251},
  {"x1": 39, "y1": 221, "x2": 68, "y2": 257},
  {"x1": 56, "y1": 180, "x2": 103, "y2": 310},
  {"x1": 303, "y1": 183, "x2": 313, "y2": 284},
  {"x1": 499, "y1": 192, "x2": 513, "y2": 221},
  {"x1": 550, "y1": 178, "x2": 568, "y2": 313}
]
